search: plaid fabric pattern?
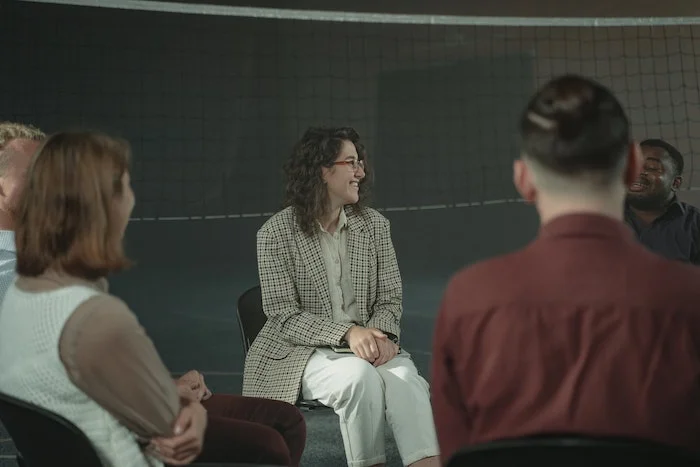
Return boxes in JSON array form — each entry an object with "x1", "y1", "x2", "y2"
[{"x1": 242, "y1": 206, "x2": 403, "y2": 404}]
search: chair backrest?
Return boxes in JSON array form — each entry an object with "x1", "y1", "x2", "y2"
[
  {"x1": 236, "y1": 285, "x2": 267, "y2": 356},
  {"x1": 446, "y1": 436, "x2": 700, "y2": 467},
  {"x1": 0, "y1": 391, "x2": 104, "y2": 467}
]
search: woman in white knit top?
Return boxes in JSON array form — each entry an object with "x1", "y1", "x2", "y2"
[
  {"x1": 0, "y1": 131, "x2": 209, "y2": 467},
  {"x1": 0, "y1": 127, "x2": 306, "y2": 467}
]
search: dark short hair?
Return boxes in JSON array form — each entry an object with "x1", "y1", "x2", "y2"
[
  {"x1": 284, "y1": 126, "x2": 371, "y2": 236},
  {"x1": 519, "y1": 74, "x2": 630, "y2": 182},
  {"x1": 15, "y1": 131, "x2": 132, "y2": 280},
  {"x1": 640, "y1": 138, "x2": 684, "y2": 176}
]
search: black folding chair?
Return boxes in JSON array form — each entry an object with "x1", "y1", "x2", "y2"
[
  {"x1": 0, "y1": 391, "x2": 283, "y2": 467},
  {"x1": 236, "y1": 285, "x2": 330, "y2": 411},
  {"x1": 446, "y1": 435, "x2": 700, "y2": 467},
  {"x1": 0, "y1": 391, "x2": 104, "y2": 467}
]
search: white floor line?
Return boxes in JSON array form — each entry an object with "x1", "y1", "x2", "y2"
[
  {"x1": 128, "y1": 186, "x2": 700, "y2": 222},
  {"x1": 130, "y1": 197, "x2": 527, "y2": 221}
]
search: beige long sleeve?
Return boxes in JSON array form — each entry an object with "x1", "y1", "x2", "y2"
[{"x1": 58, "y1": 294, "x2": 180, "y2": 439}]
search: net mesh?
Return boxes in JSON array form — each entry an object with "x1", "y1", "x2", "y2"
[{"x1": 5, "y1": 2, "x2": 700, "y2": 220}]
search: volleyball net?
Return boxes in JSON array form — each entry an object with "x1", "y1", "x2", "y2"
[{"x1": 9, "y1": 1, "x2": 700, "y2": 220}]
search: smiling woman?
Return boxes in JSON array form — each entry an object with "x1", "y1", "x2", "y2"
[
  {"x1": 282, "y1": 127, "x2": 371, "y2": 236},
  {"x1": 242, "y1": 126, "x2": 441, "y2": 467},
  {"x1": 320, "y1": 140, "x2": 366, "y2": 231}
]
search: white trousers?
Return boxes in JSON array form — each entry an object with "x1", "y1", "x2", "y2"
[{"x1": 301, "y1": 350, "x2": 440, "y2": 467}]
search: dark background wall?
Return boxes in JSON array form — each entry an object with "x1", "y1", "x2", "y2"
[{"x1": 2, "y1": 1, "x2": 699, "y2": 394}]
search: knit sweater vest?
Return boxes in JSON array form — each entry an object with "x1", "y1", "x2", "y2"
[{"x1": 0, "y1": 282, "x2": 162, "y2": 467}]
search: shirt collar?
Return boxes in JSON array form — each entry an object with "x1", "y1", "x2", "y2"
[
  {"x1": 625, "y1": 194, "x2": 684, "y2": 219},
  {"x1": 539, "y1": 213, "x2": 634, "y2": 242},
  {"x1": 318, "y1": 208, "x2": 348, "y2": 233},
  {"x1": 338, "y1": 208, "x2": 348, "y2": 230},
  {"x1": 0, "y1": 230, "x2": 16, "y2": 253},
  {"x1": 668, "y1": 195, "x2": 685, "y2": 215}
]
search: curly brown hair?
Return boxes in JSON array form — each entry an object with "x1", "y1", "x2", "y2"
[{"x1": 284, "y1": 127, "x2": 371, "y2": 236}]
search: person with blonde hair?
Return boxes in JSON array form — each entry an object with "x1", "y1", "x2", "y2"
[
  {"x1": 0, "y1": 121, "x2": 45, "y2": 300},
  {"x1": 0, "y1": 131, "x2": 305, "y2": 467}
]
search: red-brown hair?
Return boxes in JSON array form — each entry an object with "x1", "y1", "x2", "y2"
[{"x1": 15, "y1": 131, "x2": 132, "y2": 280}]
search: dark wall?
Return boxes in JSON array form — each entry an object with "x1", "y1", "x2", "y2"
[{"x1": 10, "y1": 1, "x2": 698, "y2": 392}]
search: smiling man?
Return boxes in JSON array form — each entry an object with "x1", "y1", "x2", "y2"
[{"x1": 625, "y1": 138, "x2": 700, "y2": 264}]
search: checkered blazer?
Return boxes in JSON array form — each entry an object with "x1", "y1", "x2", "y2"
[{"x1": 242, "y1": 205, "x2": 403, "y2": 404}]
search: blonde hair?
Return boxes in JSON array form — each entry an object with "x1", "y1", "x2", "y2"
[
  {"x1": 0, "y1": 122, "x2": 45, "y2": 175},
  {"x1": 0, "y1": 122, "x2": 45, "y2": 150}
]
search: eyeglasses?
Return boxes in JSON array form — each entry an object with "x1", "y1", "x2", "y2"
[{"x1": 334, "y1": 159, "x2": 365, "y2": 171}]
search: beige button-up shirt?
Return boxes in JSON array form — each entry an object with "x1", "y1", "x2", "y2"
[{"x1": 317, "y1": 208, "x2": 361, "y2": 326}]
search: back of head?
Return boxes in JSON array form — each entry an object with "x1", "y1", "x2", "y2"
[
  {"x1": 519, "y1": 75, "x2": 630, "y2": 191},
  {"x1": 15, "y1": 131, "x2": 132, "y2": 280}
]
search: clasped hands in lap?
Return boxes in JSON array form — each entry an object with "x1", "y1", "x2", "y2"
[
  {"x1": 344, "y1": 326, "x2": 399, "y2": 367},
  {"x1": 147, "y1": 370, "x2": 211, "y2": 466}
]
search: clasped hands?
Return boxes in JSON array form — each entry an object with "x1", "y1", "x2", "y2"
[
  {"x1": 147, "y1": 370, "x2": 211, "y2": 465},
  {"x1": 174, "y1": 369, "x2": 212, "y2": 403},
  {"x1": 344, "y1": 325, "x2": 399, "y2": 367}
]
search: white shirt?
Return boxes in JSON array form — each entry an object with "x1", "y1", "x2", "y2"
[{"x1": 0, "y1": 230, "x2": 17, "y2": 303}]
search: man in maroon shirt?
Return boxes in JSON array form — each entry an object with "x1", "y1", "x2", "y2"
[{"x1": 431, "y1": 74, "x2": 700, "y2": 464}]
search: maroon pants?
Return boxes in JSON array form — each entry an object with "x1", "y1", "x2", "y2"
[{"x1": 180, "y1": 394, "x2": 306, "y2": 466}]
